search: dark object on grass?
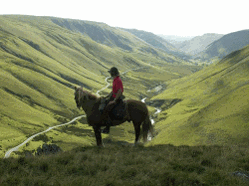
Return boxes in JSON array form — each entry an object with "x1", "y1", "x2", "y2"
[
  {"x1": 35, "y1": 143, "x2": 62, "y2": 156},
  {"x1": 231, "y1": 171, "x2": 249, "y2": 182}
]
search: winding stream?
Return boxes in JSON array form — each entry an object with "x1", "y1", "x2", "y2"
[
  {"x1": 141, "y1": 97, "x2": 162, "y2": 125},
  {"x1": 4, "y1": 67, "x2": 161, "y2": 158}
]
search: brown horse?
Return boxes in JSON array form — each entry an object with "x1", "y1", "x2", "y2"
[{"x1": 74, "y1": 86, "x2": 154, "y2": 146}]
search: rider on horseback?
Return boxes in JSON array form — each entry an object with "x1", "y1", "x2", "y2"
[{"x1": 100, "y1": 67, "x2": 130, "y2": 134}]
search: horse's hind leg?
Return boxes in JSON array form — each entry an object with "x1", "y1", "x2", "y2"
[{"x1": 133, "y1": 122, "x2": 141, "y2": 145}]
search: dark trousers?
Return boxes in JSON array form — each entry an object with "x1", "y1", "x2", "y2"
[{"x1": 102, "y1": 96, "x2": 116, "y2": 124}]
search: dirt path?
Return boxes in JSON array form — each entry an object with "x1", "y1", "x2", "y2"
[{"x1": 4, "y1": 116, "x2": 84, "y2": 158}]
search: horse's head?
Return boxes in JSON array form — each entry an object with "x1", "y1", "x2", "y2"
[
  {"x1": 74, "y1": 86, "x2": 98, "y2": 109},
  {"x1": 74, "y1": 86, "x2": 89, "y2": 109}
]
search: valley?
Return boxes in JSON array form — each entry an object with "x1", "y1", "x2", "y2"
[
  {"x1": 0, "y1": 14, "x2": 249, "y2": 185},
  {"x1": 0, "y1": 15, "x2": 201, "y2": 158},
  {"x1": 0, "y1": 15, "x2": 249, "y2": 157}
]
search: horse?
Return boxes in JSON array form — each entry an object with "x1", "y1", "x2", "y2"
[{"x1": 74, "y1": 86, "x2": 154, "y2": 146}]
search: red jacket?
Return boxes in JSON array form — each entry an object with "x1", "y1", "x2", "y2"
[{"x1": 112, "y1": 76, "x2": 123, "y2": 98}]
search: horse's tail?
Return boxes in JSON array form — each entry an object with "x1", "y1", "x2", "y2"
[{"x1": 142, "y1": 114, "x2": 154, "y2": 143}]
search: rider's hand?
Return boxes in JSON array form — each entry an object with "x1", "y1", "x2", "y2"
[{"x1": 108, "y1": 100, "x2": 116, "y2": 105}]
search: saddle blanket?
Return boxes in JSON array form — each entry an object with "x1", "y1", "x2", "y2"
[{"x1": 110, "y1": 100, "x2": 126, "y2": 120}]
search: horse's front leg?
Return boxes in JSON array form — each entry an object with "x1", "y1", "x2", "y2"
[{"x1": 93, "y1": 125, "x2": 103, "y2": 147}]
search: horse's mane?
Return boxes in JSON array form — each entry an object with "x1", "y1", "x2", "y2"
[{"x1": 77, "y1": 87, "x2": 99, "y2": 101}]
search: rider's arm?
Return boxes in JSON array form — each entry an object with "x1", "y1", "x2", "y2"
[
  {"x1": 105, "y1": 91, "x2": 113, "y2": 99},
  {"x1": 114, "y1": 89, "x2": 122, "y2": 102}
]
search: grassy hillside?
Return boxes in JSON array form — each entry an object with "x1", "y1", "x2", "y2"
[
  {"x1": 1, "y1": 144, "x2": 249, "y2": 186},
  {"x1": 0, "y1": 15, "x2": 201, "y2": 158},
  {"x1": 150, "y1": 44, "x2": 249, "y2": 146},
  {"x1": 200, "y1": 30, "x2": 249, "y2": 59}
]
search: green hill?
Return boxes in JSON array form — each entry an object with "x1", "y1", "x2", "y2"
[
  {"x1": 150, "y1": 44, "x2": 249, "y2": 146},
  {"x1": 200, "y1": 30, "x2": 249, "y2": 59},
  {"x1": 0, "y1": 15, "x2": 201, "y2": 158}
]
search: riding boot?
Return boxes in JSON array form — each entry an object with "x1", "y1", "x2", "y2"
[{"x1": 102, "y1": 117, "x2": 111, "y2": 134}]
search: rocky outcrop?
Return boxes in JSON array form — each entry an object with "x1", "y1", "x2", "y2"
[
  {"x1": 35, "y1": 143, "x2": 62, "y2": 156},
  {"x1": 231, "y1": 171, "x2": 249, "y2": 182}
]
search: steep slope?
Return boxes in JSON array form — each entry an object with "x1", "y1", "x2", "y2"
[
  {"x1": 122, "y1": 29, "x2": 176, "y2": 51},
  {"x1": 0, "y1": 15, "x2": 201, "y2": 157},
  {"x1": 50, "y1": 18, "x2": 143, "y2": 52},
  {"x1": 176, "y1": 33, "x2": 223, "y2": 55},
  {"x1": 150, "y1": 44, "x2": 249, "y2": 146},
  {"x1": 200, "y1": 30, "x2": 249, "y2": 59},
  {"x1": 121, "y1": 28, "x2": 191, "y2": 59}
]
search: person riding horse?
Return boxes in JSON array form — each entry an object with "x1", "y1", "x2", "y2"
[
  {"x1": 100, "y1": 67, "x2": 130, "y2": 134},
  {"x1": 74, "y1": 69, "x2": 153, "y2": 145}
]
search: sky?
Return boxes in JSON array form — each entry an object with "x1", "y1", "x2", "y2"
[{"x1": 1, "y1": 0, "x2": 248, "y2": 37}]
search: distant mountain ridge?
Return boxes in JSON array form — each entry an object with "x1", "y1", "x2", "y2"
[
  {"x1": 175, "y1": 33, "x2": 224, "y2": 55},
  {"x1": 122, "y1": 28, "x2": 192, "y2": 59},
  {"x1": 50, "y1": 18, "x2": 135, "y2": 52},
  {"x1": 121, "y1": 29, "x2": 176, "y2": 51},
  {"x1": 47, "y1": 17, "x2": 191, "y2": 61},
  {"x1": 200, "y1": 29, "x2": 249, "y2": 59}
]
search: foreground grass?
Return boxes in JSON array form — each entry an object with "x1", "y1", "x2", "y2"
[{"x1": 1, "y1": 144, "x2": 249, "y2": 186}]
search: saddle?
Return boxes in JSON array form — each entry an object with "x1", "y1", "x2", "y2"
[
  {"x1": 110, "y1": 99, "x2": 127, "y2": 120},
  {"x1": 99, "y1": 95, "x2": 128, "y2": 121}
]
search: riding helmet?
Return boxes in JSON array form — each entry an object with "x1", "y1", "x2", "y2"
[{"x1": 108, "y1": 67, "x2": 119, "y2": 76}]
